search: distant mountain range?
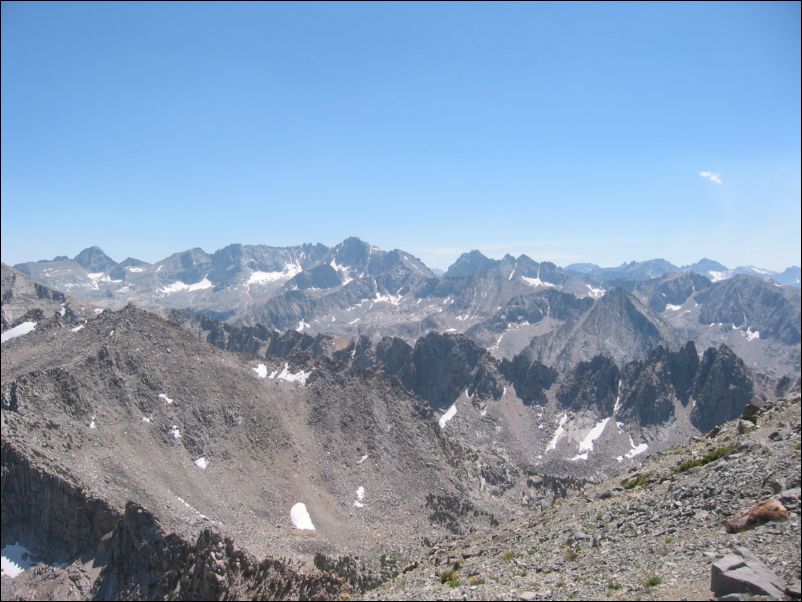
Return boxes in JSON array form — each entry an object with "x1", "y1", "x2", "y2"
[
  {"x1": 8, "y1": 237, "x2": 801, "y2": 378},
  {"x1": 1, "y1": 239, "x2": 799, "y2": 601}
]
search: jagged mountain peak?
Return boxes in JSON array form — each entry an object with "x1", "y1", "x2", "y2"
[
  {"x1": 444, "y1": 250, "x2": 496, "y2": 278},
  {"x1": 73, "y1": 246, "x2": 117, "y2": 273}
]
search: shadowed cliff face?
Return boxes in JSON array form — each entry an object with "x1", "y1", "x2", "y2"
[
  {"x1": 690, "y1": 344, "x2": 755, "y2": 432},
  {"x1": 397, "y1": 333, "x2": 505, "y2": 410},
  {"x1": 94, "y1": 503, "x2": 347, "y2": 601}
]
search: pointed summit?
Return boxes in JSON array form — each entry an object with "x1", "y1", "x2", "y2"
[
  {"x1": 74, "y1": 246, "x2": 117, "y2": 272},
  {"x1": 445, "y1": 250, "x2": 496, "y2": 278}
]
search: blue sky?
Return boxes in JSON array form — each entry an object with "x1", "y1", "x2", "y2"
[{"x1": 2, "y1": 2, "x2": 800, "y2": 270}]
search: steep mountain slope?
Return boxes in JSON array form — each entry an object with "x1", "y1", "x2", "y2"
[
  {"x1": 366, "y1": 393, "x2": 801, "y2": 601},
  {"x1": 1, "y1": 306, "x2": 528, "y2": 594},
  {"x1": 1, "y1": 263, "x2": 96, "y2": 335},
  {"x1": 522, "y1": 288, "x2": 677, "y2": 371}
]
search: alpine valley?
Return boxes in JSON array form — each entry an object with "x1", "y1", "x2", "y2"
[{"x1": 2, "y1": 238, "x2": 800, "y2": 601}]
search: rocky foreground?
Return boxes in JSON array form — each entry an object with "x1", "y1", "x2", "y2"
[{"x1": 366, "y1": 394, "x2": 801, "y2": 601}]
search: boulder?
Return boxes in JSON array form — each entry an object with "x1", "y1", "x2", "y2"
[{"x1": 711, "y1": 547, "x2": 787, "y2": 599}]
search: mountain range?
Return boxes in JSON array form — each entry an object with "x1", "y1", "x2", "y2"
[{"x1": 1, "y1": 238, "x2": 800, "y2": 600}]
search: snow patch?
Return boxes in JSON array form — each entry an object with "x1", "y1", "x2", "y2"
[
  {"x1": 348, "y1": 318, "x2": 360, "y2": 325},
  {"x1": 374, "y1": 292, "x2": 402, "y2": 305},
  {"x1": 159, "y1": 393, "x2": 174, "y2": 404},
  {"x1": 270, "y1": 362, "x2": 311, "y2": 385},
  {"x1": 357, "y1": 454, "x2": 369, "y2": 465},
  {"x1": 89, "y1": 416, "x2": 96, "y2": 429},
  {"x1": 665, "y1": 304, "x2": 682, "y2": 312},
  {"x1": 158, "y1": 277, "x2": 213, "y2": 295},
  {"x1": 70, "y1": 324, "x2": 85, "y2": 333},
  {"x1": 170, "y1": 425, "x2": 181, "y2": 439},
  {"x1": 624, "y1": 436, "x2": 648, "y2": 459},
  {"x1": 570, "y1": 452, "x2": 589, "y2": 462},
  {"x1": 439, "y1": 402, "x2": 458, "y2": 428},
  {"x1": 709, "y1": 271, "x2": 729, "y2": 282},
  {"x1": 247, "y1": 263, "x2": 302, "y2": 286},
  {"x1": 290, "y1": 503, "x2": 316, "y2": 530},
  {"x1": 253, "y1": 363, "x2": 268, "y2": 378},
  {"x1": 1, "y1": 321, "x2": 36, "y2": 343},
  {"x1": 546, "y1": 413, "x2": 568, "y2": 452},
  {"x1": 578, "y1": 417, "x2": 610, "y2": 453},
  {"x1": 745, "y1": 327, "x2": 760, "y2": 342},
  {"x1": 195, "y1": 457, "x2": 208, "y2": 470},
  {"x1": 142, "y1": 416, "x2": 151, "y2": 423},
  {"x1": 296, "y1": 320, "x2": 310, "y2": 332},
  {"x1": 586, "y1": 284, "x2": 605, "y2": 299},
  {"x1": 522, "y1": 276, "x2": 555, "y2": 288},
  {"x1": 127, "y1": 266, "x2": 145, "y2": 273},
  {"x1": 354, "y1": 485, "x2": 365, "y2": 508},
  {"x1": 1, "y1": 543, "x2": 35, "y2": 578}
]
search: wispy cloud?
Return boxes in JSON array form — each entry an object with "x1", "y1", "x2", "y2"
[{"x1": 699, "y1": 170, "x2": 723, "y2": 185}]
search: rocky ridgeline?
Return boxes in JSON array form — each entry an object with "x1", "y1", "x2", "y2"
[
  {"x1": 170, "y1": 309, "x2": 779, "y2": 432},
  {"x1": 365, "y1": 393, "x2": 801, "y2": 601}
]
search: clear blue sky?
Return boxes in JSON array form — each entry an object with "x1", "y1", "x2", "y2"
[{"x1": 2, "y1": 2, "x2": 800, "y2": 270}]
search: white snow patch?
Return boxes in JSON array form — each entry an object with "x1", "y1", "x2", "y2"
[
  {"x1": 127, "y1": 266, "x2": 145, "y2": 273},
  {"x1": 374, "y1": 292, "x2": 402, "y2": 305},
  {"x1": 570, "y1": 452, "x2": 589, "y2": 462},
  {"x1": 272, "y1": 362, "x2": 311, "y2": 385},
  {"x1": 348, "y1": 318, "x2": 360, "y2": 325},
  {"x1": 170, "y1": 425, "x2": 181, "y2": 439},
  {"x1": 142, "y1": 416, "x2": 151, "y2": 423},
  {"x1": 330, "y1": 259, "x2": 353, "y2": 284},
  {"x1": 247, "y1": 263, "x2": 302, "y2": 286},
  {"x1": 354, "y1": 485, "x2": 365, "y2": 508},
  {"x1": 89, "y1": 416, "x2": 96, "y2": 429},
  {"x1": 195, "y1": 457, "x2": 208, "y2": 470},
  {"x1": 253, "y1": 363, "x2": 268, "y2": 378},
  {"x1": 522, "y1": 276, "x2": 555, "y2": 288},
  {"x1": 709, "y1": 271, "x2": 728, "y2": 282},
  {"x1": 624, "y1": 436, "x2": 648, "y2": 459},
  {"x1": 159, "y1": 393, "x2": 174, "y2": 404},
  {"x1": 290, "y1": 503, "x2": 316, "y2": 530},
  {"x1": 578, "y1": 417, "x2": 610, "y2": 453},
  {"x1": 357, "y1": 454, "x2": 369, "y2": 465},
  {"x1": 94, "y1": 308, "x2": 105, "y2": 314},
  {"x1": 1, "y1": 543, "x2": 35, "y2": 578},
  {"x1": 546, "y1": 413, "x2": 569, "y2": 452},
  {"x1": 665, "y1": 304, "x2": 682, "y2": 312},
  {"x1": 613, "y1": 395, "x2": 622, "y2": 414},
  {"x1": 109, "y1": 329, "x2": 114, "y2": 337},
  {"x1": 296, "y1": 320, "x2": 310, "y2": 332},
  {"x1": 586, "y1": 284, "x2": 605, "y2": 299},
  {"x1": 1, "y1": 321, "x2": 37, "y2": 343},
  {"x1": 70, "y1": 324, "x2": 85, "y2": 333},
  {"x1": 745, "y1": 327, "x2": 760, "y2": 342},
  {"x1": 158, "y1": 277, "x2": 213, "y2": 295},
  {"x1": 59, "y1": 304, "x2": 66, "y2": 316},
  {"x1": 439, "y1": 402, "x2": 458, "y2": 428},
  {"x1": 445, "y1": 328, "x2": 457, "y2": 333}
]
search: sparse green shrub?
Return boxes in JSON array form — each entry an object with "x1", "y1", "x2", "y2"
[
  {"x1": 643, "y1": 574, "x2": 662, "y2": 587},
  {"x1": 314, "y1": 552, "x2": 398, "y2": 592},
  {"x1": 622, "y1": 474, "x2": 648, "y2": 489},
  {"x1": 502, "y1": 551, "x2": 516, "y2": 561},
  {"x1": 607, "y1": 580, "x2": 622, "y2": 590},
  {"x1": 468, "y1": 575, "x2": 485, "y2": 586},
  {"x1": 674, "y1": 444, "x2": 738, "y2": 473},
  {"x1": 440, "y1": 568, "x2": 460, "y2": 587},
  {"x1": 563, "y1": 545, "x2": 578, "y2": 561}
]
